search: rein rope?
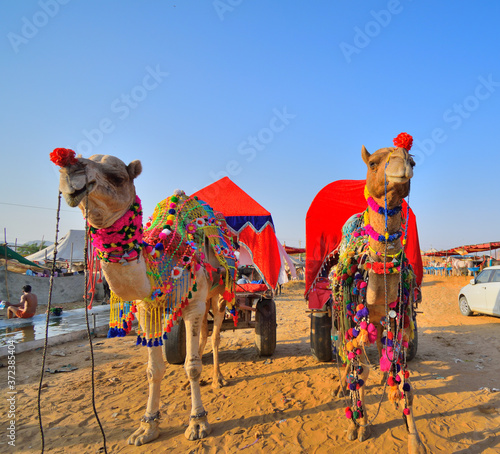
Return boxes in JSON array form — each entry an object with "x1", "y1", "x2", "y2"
[
  {"x1": 84, "y1": 176, "x2": 108, "y2": 453},
  {"x1": 37, "y1": 182, "x2": 107, "y2": 453}
]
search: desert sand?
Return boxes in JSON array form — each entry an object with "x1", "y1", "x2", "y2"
[{"x1": 1, "y1": 275, "x2": 500, "y2": 453}]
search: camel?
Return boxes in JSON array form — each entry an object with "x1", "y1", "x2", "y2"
[
  {"x1": 51, "y1": 148, "x2": 237, "y2": 446},
  {"x1": 331, "y1": 133, "x2": 426, "y2": 454}
]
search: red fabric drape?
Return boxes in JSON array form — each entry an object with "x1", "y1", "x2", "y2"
[{"x1": 305, "y1": 180, "x2": 423, "y2": 302}]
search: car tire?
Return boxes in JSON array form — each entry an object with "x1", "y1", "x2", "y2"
[{"x1": 459, "y1": 296, "x2": 473, "y2": 316}]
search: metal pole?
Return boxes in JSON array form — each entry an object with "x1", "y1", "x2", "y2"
[{"x1": 3, "y1": 228, "x2": 10, "y2": 301}]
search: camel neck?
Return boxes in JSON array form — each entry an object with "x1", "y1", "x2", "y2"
[{"x1": 366, "y1": 202, "x2": 403, "y2": 259}]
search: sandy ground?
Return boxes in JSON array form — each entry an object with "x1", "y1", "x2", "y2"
[{"x1": 1, "y1": 275, "x2": 500, "y2": 454}]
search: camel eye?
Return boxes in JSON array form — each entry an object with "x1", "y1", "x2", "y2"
[{"x1": 369, "y1": 161, "x2": 377, "y2": 170}]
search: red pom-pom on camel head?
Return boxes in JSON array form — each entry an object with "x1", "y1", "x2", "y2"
[
  {"x1": 393, "y1": 132, "x2": 413, "y2": 151},
  {"x1": 50, "y1": 148, "x2": 78, "y2": 167}
]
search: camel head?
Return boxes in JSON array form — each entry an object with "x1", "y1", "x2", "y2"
[
  {"x1": 52, "y1": 149, "x2": 142, "y2": 229},
  {"x1": 362, "y1": 133, "x2": 415, "y2": 206}
]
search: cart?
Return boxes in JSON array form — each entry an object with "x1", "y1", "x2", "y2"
[
  {"x1": 163, "y1": 177, "x2": 283, "y2": 364},
  {"x1": 305, "y1": 179, "x2": 423, "y2": 363}
]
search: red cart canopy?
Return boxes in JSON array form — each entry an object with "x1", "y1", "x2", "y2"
[
  {"x1": 193, "y1": 177, "x2": 281, "y2": 289},
  {"x1": 424, "y1": 242, "x2": 500, "y2": 257},
  {"x1": 305, "y1": 179, "x2": 423, "y2": 299}
]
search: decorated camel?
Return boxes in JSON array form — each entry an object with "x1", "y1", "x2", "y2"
[
  {"x1": 51, "y1": 148, "x2": 237, "y2": 445},
  {"x1": 331, "y1": 133, "x2": 426, "y2": 453}
]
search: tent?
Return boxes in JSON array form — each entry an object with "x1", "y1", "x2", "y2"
[
  {"x1": 193, "y1": 177, "x2": 282, "y2": 289},
  {"x1": 1, "y1": 244, "x2": 42, "y2": 268},
  {"x1": 424, "y1": 241, "x2": 500, "y2": 257},
  {"x1": 305, "y1": 179, "x2": 423, "y2": 299},
  {"x1": 27, "y1": 230, "x2": 88, "y2": 263}
]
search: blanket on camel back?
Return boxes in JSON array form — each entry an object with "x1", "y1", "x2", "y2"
[
  {"x1": 93, "y1": 190, "x2": 237, "y2": 347},
  {"x1": 331, "y1": 209, "x2": 417, "y2": 416}
]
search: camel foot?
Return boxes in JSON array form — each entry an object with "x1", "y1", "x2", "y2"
[
  {"x1": 332, "y1": 384, "x2": 346, "y2": 398},
  {"x1": 346, "y1": 421, "x2": 357, "y2": 441},
  {"x1": 212, "y1": 375, "x2": 228, "y2": 389},
  {"x1": 358, "y1": 424, "x2": 371, "y2": 442},
  {"x1": 127, "y1": 419, "x2": 160, "y2": 446},
  {"x1": 185, "y1": 414, "x2": 211, "y2": 441},
  {"x1": 408, "y1": 433, "x2": 426, "y2": 454}
]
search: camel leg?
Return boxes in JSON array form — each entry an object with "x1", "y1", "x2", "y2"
[
  {"x1": 183, "y1": 297, "x2": 212, "y2": 441},
  {"x1": 356, "y1": 363, "x2": 371, "y2": 442},
  {"x1": 403, "y1": 380, "x2": 427, "y2": 454},
  {"x1": 128, "y1": 309, "x2": 166, "y2": 446},
  {"x1": 211, "y1": 297, "x2": 227, "y2": 388},
  {"x1": 332, "y1": 364, "x2": 348, "y2": 398},
  {"x1": 199, "y1": 301, "x2": 210, "y2": 358}
]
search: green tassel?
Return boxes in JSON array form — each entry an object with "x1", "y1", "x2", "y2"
[
  {"x1": 188, "y1": 291, "x2": 193, "y2": 299},
  {"x1": 193, "y1": 282, "x2": 197, "y2": 292}
]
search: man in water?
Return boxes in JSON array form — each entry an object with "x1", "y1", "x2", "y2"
[{"x1": 4, "y1": 285, "x2": 38, "y2": 319}]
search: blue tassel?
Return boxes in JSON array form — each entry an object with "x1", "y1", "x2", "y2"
[
  {"x1": 159, "y1": 338, "x2": 163, "y2": 346},
  {"x1": 153, "y1": 339, "x2": 159, "y2": 347},
  {"x1": 147, "y1": 339, "x2": 153, "y2": 347},
  {"x1": 107, "y1": 328, "x2": 114, "y2": 338},
  {"x1": 403, "y1": 383, "x2": 411, "y2": 392},
  {"x1": 163, "y1": 332, "x2": 168, "y2": 340},
  {"x1": 136, "y1": 335, "x2": 142, "y2": 345},
  {"x1": 123, "y1": 320, "x2": 128, "y2": 330},
  {"x1": 142, "y1": 337, "x2": 147, "y2": 346}
]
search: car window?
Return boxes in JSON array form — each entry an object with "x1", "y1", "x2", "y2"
[
  {"x1": 491, "y1": 270, "x2": 500, "y2": 283},
  {"x1": 476, "y1": 270, "x2": 493, "y2": 284}
]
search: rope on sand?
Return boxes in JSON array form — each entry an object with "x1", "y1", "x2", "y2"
[{"x1": 37, "y1": 190, "x2": 62, "y2": 453}]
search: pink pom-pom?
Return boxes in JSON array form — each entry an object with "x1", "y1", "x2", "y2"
[
  {"x1": 359, "y1": 281, "x2": 367, "y2": 289},
  {"x1": 403, "y1": 408, "x2": 411, "y2": 416},
  {"x1": 348, "y1": 352, "x2": 356, "y2": 360},
  {"x1": 345, "y1": 410, "x2": 353, "y2": 419},
  {"x1": 159, "y1": 232, "x2": 167, "y2": 240},
  {"x1": 360, "y1": 321, "x2": 368, "y2": 330},
  {"x1": 380, "y1": 351, "x2": 391, "y2": 372}
]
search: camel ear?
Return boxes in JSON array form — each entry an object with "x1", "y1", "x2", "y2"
[
  {"x1": 127, "y1": 160, "x2": 142, "y2": 180},
  {"x1": 361, "y1": 145, "x2": 371, "y2": 165}
]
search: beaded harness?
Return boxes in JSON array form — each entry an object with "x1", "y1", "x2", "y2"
[
  {"x1": 90, "y1": 190, "x2": 237, "y2": 347},
  {"x1": 331, "y1": 133, "x2": 417, "y2": 425}
]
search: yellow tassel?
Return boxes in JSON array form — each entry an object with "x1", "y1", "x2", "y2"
[
  {"x1": 364, "y1": 186, "x2": 370, "y2": 199},
  {"x1": 358, "y1": 329, "x2": 369, "y2": 344},
  {"x1": 388, "y1": 385, "x2": 401, "y2": 403}
]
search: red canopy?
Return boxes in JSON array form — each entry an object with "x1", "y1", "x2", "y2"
[
  {"x1": 193, "y1": 177, "x2": 281, "y2": 289},
  {"x1": 305, "y1": 180, "x2": 423, "y2": 299},
  {"x1": 284, "y1": 246, "x2": 306, "y2": 255},
  {"x1": 425, "y1": 242, "x2": 500, "y2": 257}
]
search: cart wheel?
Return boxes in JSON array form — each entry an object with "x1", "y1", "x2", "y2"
[
  {"x1": 255, "y1": 298, "x2": 276, "y2": 356},
  {"x1": 406, "y1": 318, "x2": 418, "y2": 362},
  {"x1": 162, "y1": 318, "x2": 186, "y2": 365},
  {"x1": 310, "y1": 311, "x2": 333, "y2": 362}
]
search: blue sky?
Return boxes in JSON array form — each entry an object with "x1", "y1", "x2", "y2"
[{"x1": 1, "y1": 0, "x2": 499, "y2": 253}]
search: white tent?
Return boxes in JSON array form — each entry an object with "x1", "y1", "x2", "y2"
[{"x1": 27, "y1": 230, "x2": 87, "y2": 263}]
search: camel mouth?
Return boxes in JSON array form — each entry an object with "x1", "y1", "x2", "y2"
[
  {"x1": 387, "y1": 176, "x2": 409, "y2": 184},
  {"x1": 64, "y1": 182, "x2": 96, "y2": 207}
]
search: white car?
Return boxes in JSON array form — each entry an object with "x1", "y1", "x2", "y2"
[{"x1": 458, "y1": 265, "x2": 500, "y2": 316}]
